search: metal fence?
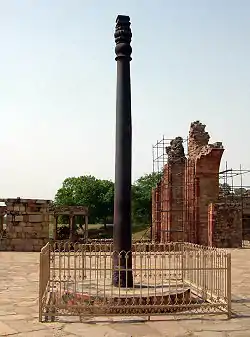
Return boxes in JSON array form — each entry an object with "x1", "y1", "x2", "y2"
[
  {"x1": 39, "y1": 242, "x2": 231, "y2": 322},
  {"x1": 39, "y1": 242, "x2": 50, "y2": 321}
]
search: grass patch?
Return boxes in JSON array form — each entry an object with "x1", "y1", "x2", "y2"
[
  {"x1": 132, "y1": 223, "x2": 151, "y2": 240},
  {"x1": 51, "y1": 223, "x2": 151, "y2": 241}
]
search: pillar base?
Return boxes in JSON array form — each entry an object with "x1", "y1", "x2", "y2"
[
  {"x1": 112, "y1": 269, "x2": 133, "y2": 288},
  {"x1": 112, "y1": 252, "x2": 133, "y2": 288}
]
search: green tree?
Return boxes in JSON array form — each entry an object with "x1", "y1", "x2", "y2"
[
  {"x1": 219, "y1": 183, "x2": 231, "y2": 196},
  {"x1": 234, "y1": 187, "x2": 248, "y2": 196},
  {"x1": 54, "y1": 175, "x2": 114, "y2": 225},
  {"x1": 54, "y1": 171, "x2": 162, "y2": 229},
  {"x1": 95, "y1": 179, "x2": 114, "y2": 228},
  {"x1": 132, "y1": 172, "x2": 162, "y2": 225}
]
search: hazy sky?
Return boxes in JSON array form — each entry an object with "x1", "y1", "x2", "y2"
[{"x1": 0, "y1": 0, "x2": 249, "y2": 199}]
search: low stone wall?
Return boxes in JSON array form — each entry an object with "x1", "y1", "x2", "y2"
[
  {"x1": 0, "y1": 198, "x2": 52, "y2": 252},
  {"x1": 208, "y1": 202, "x2": 242, "y2": 248}
]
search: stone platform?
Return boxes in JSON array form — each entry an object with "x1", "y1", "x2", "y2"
[{"x1": 52, "y1": 280, "x2": 191, "y2": 315}]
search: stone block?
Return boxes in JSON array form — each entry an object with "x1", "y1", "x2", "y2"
[
  {"x1": 17, "y1": 243, "x2": 34, "y2": 252},
  {"x1": 6, "y1": 205, "x2": 14, "y2": 211},
  {"x1": 12, "y1": 205, "x2": 26, "y2": 212},
  {"x1": 42, "y1": 214, "x2": 49, "y2": 221},
  {"x1": 28, "y1": 214, "x2": 43, "y2": 222},
  {"x1": 22, "y1": 232, "x2": 28, "y2": 238},
  {"x1": 33, "y1": 221, "x2": 42, "y2": 227},
  {"x1": 7, "y1": 215, "x2": 12, "y2": 222},
  {"x1": 36, "y1": 199, "x2": 50, "y2": 204},
  {"x1": 32, "y1": 238, "x2": 45, "y2": 246},
  {"x1": 0, "y1": 239, "x2": 8, "y2": 251},
  {"x1": 24, "y1": 226, "x2": 33, "y2": 233},
  {"x1": 208, "y1": 202, "x2": 242, "y2": 248},
  {"x1": 11, "y1": 232, "x2": 17, "y2": 238},
  {"x1": 23, "y1": 215, "x2": 29, "y2": 222},
  {"x1": 41, "y1": 223, "x2": 49, "y2": 231},
  {"x1": 16, "y1": 232, "x2": 23, "y2": 238},
  {"x1": 14, "y1": 215, "x2": 23, "y2": 222},
  {"x1": 42, "y1": 228, "x2": 49, "y2": 235},
  {"x1": 6, "y1": 221, "x2": 13, "y2": 228},
  {"x1": 11, "y1": 238, "x2": 24, "y2": 246},
  {"x1": 38, "y1": 238, "x2": 45, "y2": 245},
  {"x1": 31, "y1": 239, "x2": 38, "y2": 245},
  {"x1": 33, "y1": 228, "x2": 42, "y2": 236},
  {"x1": 24, "y1": 232, "x2": 32, "y2": 239},
  {"x1": 33, "y1": 245, "x2": 43, "y2": 251}
]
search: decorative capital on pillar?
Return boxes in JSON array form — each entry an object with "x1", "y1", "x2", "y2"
[{"x1": 114, "y1": 15, "x2": 132, "y2": 60}]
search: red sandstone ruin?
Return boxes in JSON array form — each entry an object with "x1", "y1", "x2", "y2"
[{"x1": 152, "y1": 121, "x2": 242, "y2": 248}]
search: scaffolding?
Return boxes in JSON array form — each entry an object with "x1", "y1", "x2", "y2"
[
  {"x1": 152, "y1": 135, "x2": 250, "y2": 247},
  {"x1": 152, "y1": 136, "x2": 192, "y2": 243},
  {"x1": 152, "y1": 136, "x2": 188, "y2": 174}
]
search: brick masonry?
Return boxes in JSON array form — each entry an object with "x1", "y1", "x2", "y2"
[
  {"x1": 151, "y1": 121, "x2": 242, "y2": 248},
  {"x1": 152, "y1": 182, "x2": 162, "y2": 242}
]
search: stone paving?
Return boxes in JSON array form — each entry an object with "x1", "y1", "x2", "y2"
[{"x1": 0, "y1": 249, "x2": 250, "y2": 336}]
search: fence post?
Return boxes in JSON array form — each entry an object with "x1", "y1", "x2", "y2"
[
  {"x1": 38, "y1": 243, "x2": 50, "y2": 323},
  {"x1": 227, "y1": 253, "x2": 232, "y2": 319},
  {"x1": 38, "y1": 250, "x2": 43, "y2": 322},
  {"x1": 181, "y1": 243, "x2": 185, "y2": 282}
]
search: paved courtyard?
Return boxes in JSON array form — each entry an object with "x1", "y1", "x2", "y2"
[{"x1": 0, "y1": 249, "x2": 250, "y2": 336}]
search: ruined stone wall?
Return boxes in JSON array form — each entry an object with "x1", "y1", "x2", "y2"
[
  {"x1": 164, "y1": 137, "x2": 186, "y2": 240},
  {"x1": 0, "y1": 206, "x2": 6, "y2": 235},
  {"x1": 208, "y1": 202, "x2": 242, "y2": 248},
  {"x1": 0, "y1": 198, "x2": 52, "y2": 251},
  {"x1": 152, "y1": 121, "x2": 245, "y2": 247},
  {"x1": 169, "y1": 160, "x2": 185, "y2": 242},
  {"x1": 183, "y1": 161, "x2": 197, "y2": 243},
  {"x1": 152, "y1": 121, "x2": 226, "y2": 246},
  {"x1": 160, "y1": 164, "x2": 174, "y2": 242},
  {"x1": 152, "y1": 137, "x2": 186, "y2": 242},
  {"x1": 187, "y1": 121, "x2": 224, "y2": 246},
  {"x1": 152, "y1": 185, "x2": 161, "y2": 242}
]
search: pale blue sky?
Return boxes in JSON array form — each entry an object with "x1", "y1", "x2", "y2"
[{"x1": 0, "y1": 0, "x2": 249, "y2": 199}]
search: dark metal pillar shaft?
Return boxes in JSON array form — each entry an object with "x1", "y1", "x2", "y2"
[{"x1": 112, "y1": 15, "x2": 133, "y2": 287}]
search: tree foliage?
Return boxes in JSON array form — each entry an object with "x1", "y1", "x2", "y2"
[
  {"x1": 54, "y1": 172, "x2": 162, "y2": 226},
  {"x1": 234, "y1": 188, "x2": 248, "y2": 196},
  {"x1": 54, "y1": 176, "x2": 114, "y2": 225},
  {"x1": 132, "y1": 172, "x2": 162, "y2": 225},
  {"x1": 55, "y1": 173, "x2": 250, "y2": 228},
  {"x1": 219, "y1": 183, "x2": 250, "y2": 197},
  {"x1": 219, "y1": 183, "x2": 231, "y2": 196}
]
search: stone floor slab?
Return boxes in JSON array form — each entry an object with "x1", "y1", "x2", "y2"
[
  {"x1": 0, "y1": 320, "x2": 18, "y2": 335},
  {"x1": 0, "y1": 249, "x2": 250, "y2": 336},
  {"x1": 147, "y1": 320, "x2": 188, "y2": 336},
  {"x1": 111, "y1": 322, "x2": 163, "y2": 336},
  {"x1": 64, "y1": 323, "x2": 131, "y2": 336},
  {"x1": 5, "y1": 319, "x2": 50, "y2": 333},
  {"x1": 193, "y1": 332, "x2": 228, "y2": 337}
]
